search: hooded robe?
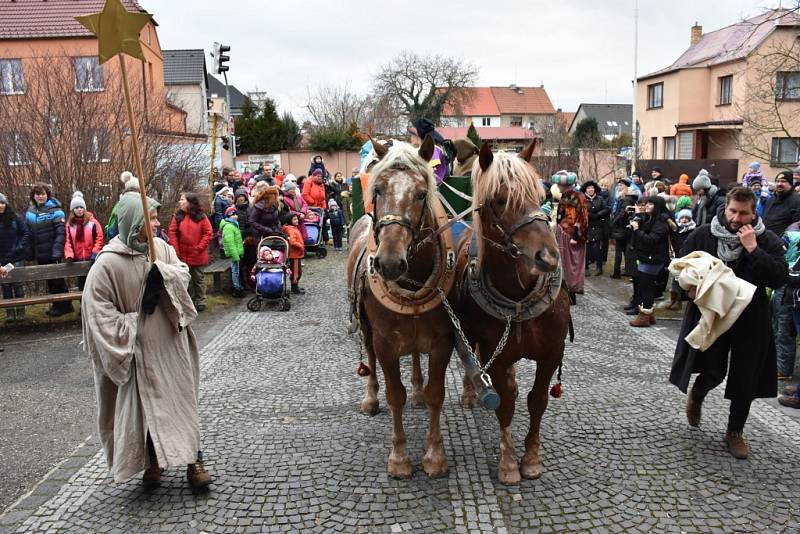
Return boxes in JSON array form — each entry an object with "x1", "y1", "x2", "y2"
[{"x1": 81, "y1": 192, "x2": 201, "y2": 482}]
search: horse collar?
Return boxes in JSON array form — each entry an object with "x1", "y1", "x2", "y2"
[{"x1": 466, "y1": 233, "x2": 562, "y2": 322}]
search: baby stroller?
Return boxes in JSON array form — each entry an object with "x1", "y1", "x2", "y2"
[
  {"x1": 304, "y1": 207, "x2": 328, "y2": 258},
  {"x1": 247, "y1": 236, "x2": 291, "y2": 312}
]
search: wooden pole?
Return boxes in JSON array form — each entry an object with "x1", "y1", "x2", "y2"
[
  {"x1": 117, "y1": 53, "x2": 156, "y2": 261},
  {"x1": 209, "y1": 113, "x2": 218, "y2": 207}
]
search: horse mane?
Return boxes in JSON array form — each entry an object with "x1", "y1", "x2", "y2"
[
  {"x1": 471, "y1": 151, "x2": 545, "y2": 266},
  {"x1": 366, "y1": 141, "x2": 437, "y2": 206}
]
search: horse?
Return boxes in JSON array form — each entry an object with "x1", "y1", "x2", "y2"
[
  {"x1": 347, "y1": 136, "x2": 457, "y2": 479},
  {"x1": 454, "y1": 141, "x2": 571, "y2": 485}
]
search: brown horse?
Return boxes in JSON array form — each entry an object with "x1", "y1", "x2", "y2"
[
  {"x1": 347, "y1": 137, "x2": 456, "y2": 479},
  {"x1": 455, "y1": 141, "x2": 571, "y2": 485}
]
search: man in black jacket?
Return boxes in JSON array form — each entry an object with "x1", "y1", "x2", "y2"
[
  {"x1": 583, "y1": 181, "x2": 610, "y2": 276},
  {"x1": 670, "y1": 187, "x2": 788, "y2": 459},
  {"x1": 763, "y1": 170, "x2": 800, "y2": 237}
]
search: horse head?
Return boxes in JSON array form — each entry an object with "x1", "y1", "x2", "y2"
[
  {"x1": 367, "y1": 135, "x2": 436, "y2": 281},
  {"x1": 472, "y1": 140, "x2": 560, "y2": 280}
]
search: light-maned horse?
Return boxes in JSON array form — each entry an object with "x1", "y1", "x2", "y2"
[
  {"x1": 455, "y1": 142, "x2": 571, "y2": 485},
  {"x1": 347, "y1": 137, "x2": 455, "y2": 479}
]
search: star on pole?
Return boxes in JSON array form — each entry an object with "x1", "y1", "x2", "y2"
[{"x1": 75, "y1": 0, "x2": 151, "y2": 64}]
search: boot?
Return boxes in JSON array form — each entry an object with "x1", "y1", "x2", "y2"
[
  {"x1": 778, "y1": 394, "x2": 800, "y2": 408},
  {"x1": 782, "y1": 384, "x2": 798, "y2": 396},
  {"x1": 142, "y1": 437, "x2": 161, "y2": 488},
  {"x1": 291, "y1": 283, "x2": 305, "y2": 295},
  {"x1": 661, "y1": 291, "x2": 681, "y2": 310},
  {"x1": 686, "y1": 389, "x2": 702, "y2": 427},
  {"x1": 187, "y1": 461, "x2": 213, "y2": 489},
  {"x1": 724, "y1": 431, "x2": 748, "y2": 459},
  {"x1": 629, "y1": 307, "x2": 653, "y2": 327}
]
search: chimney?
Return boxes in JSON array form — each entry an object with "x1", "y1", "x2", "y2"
[{"x1": 691, "y1": 22, "x2": 703, "y2": 46}]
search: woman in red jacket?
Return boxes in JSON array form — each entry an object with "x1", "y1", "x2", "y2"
[
  {"x1": 169, "y1": 192, "x2": 213, "y2": 311},
  {"x1": 302, "y1": 169, "x2": 330, "y2": 244},
  {"x1": 64, "y1": 191, "x2": 104, "y2": 289}
]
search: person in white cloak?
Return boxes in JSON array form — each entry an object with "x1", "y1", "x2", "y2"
[{"x1": 81, "y1": 191, "x2": 212, "y2": 489}]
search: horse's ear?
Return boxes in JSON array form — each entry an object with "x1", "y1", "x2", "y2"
[
  {"x1": 418, "y1": 134, "x2": 435, "y2": 162},
  {"x1": 519, "y1": 138, "x2": 541, "y2": 162},
  {"x1": 371, "y1": 137, "x2": 388, "y2": 160},
  {"x1": 479, "y1": 142, "x2": 493, "y2": 171}
]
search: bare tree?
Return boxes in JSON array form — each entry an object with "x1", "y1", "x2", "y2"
[
  {"x1": 735, "y1": 15, "x2": 800, "y2": 165},
  {"x1": 0, "y1": 49, "x2": 207, "y2": 221},
  {"x1": 305, "y1": 84, "x2": 370, "y2": 131},
  {"x1": 372, "y1": 51, "x2": 478, "y2": 125}
]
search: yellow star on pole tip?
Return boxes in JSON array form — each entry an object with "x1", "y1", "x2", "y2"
[{"x1": 75, "y1": 0, "x2": 152, "y2": 65}]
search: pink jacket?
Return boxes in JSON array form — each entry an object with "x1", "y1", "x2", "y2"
[{"x1": 64, "y1": 213, "x2": 104, "y2": 261}]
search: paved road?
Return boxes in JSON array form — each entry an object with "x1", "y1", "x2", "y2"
[{"x1": 1, "y1": 251, "x2": 799, "y2": 533}]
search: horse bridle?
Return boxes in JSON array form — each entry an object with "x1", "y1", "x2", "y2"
[
  {"x1": 370, "y1": 174, "x2": 429, "y2": 249},
  {"x1": 477, "y1": 202, "x2": 550, "y2": 259}
]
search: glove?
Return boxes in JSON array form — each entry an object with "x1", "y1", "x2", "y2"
[{"x1": 141, "y1": 264, "x2": 165, "y2": 315}]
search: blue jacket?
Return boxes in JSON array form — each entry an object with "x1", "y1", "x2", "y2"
[
  {"x1": 327, "y1": 207, "x2": 345, "y2": 228},
  {"x1": 213, "y1": 194, "x2": 231, "y2": 230},
  {"x1": 0, "y1": 213, "x2": 31, "y2": 265},
  {"x1": 26, "y1": 198, "x2": 65, "y2": 262}
]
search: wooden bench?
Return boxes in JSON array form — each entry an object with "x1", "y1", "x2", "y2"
[
  {"x1": 204, "y1": 258, "x2": 231, "y2": 291},
  {"x1": 0, "y1": 261, "x2": 92, "y2": 309}
]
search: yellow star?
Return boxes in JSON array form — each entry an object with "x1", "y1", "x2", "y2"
[{"x1": 75, "y1": 0, "x2": 152, "y2": 65}]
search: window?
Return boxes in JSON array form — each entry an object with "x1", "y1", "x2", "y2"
[
  {"x1": 73, "y1": 57, "x2": 104, "y2": 92},
  {"x1": 647, "y1": 82, "x2": 663, "y2": 109},
  {"x1": 663, "y1": 137, "x2": 676, "y2": 160},
  {"x1": 3, "y1": 132, "x2": 31, "y2": 166},
  {"x1": 771, "y1": 138, "x2": 800, "y2": 165},
  {"x1": 650, "y1": 137, "x2": 658, "y2": 159},
  {"x1": 776, "y1": 71, "x2": 800, "y2": 101},
  {"x1": 82, "y1": 129, "x2": 110, "y2": 163},
  {"x1": 0, "y1": 59, "x2": 25, "y2": 94},
  {"x1": 677, "y1": 132, "x2": 694, "y2": 159},
  {"x1": 510, "y1": 116, "x2": 523, "y2": 127},
  {"x1": 719, "y1": 75, "x2": 733, "y2": 105},
  {"x1": 481, "y1": 117, "x2": 491, "y2": 126}
]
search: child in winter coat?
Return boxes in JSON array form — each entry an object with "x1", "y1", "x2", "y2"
[
  {"x1": 661, "y1": 208, "x2": 696, "y2": 311},
  {"x1": 64, "y1": 192, "x2": 104, "y2": 263},
  {"x1": 327, "y1": 200, "x2": 345, "y2": 251},
  {"x1": 220, "y1": 206, "x2": 245, "y2": 298},
  {"x1": 282, "y1": 213, "x2": 306, "y2": 294}
]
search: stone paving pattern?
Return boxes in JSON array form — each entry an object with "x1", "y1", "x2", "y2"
[{"x1": 1, "y1": 251, "x2": 799, "y2": 533}]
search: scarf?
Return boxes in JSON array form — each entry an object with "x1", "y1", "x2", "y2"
[{"x1": 709, "y1": 215, "x2": 765, "y2": 262}]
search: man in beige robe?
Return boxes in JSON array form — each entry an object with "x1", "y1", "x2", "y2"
[{"x1": 82, "y1": 191, "x2": 212, "y2": 489}]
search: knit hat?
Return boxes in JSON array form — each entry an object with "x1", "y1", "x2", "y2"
[
  {"x1": 216, "y1": 186, "x2": 233, "y2": 197},
  {"x1": 328, "y1": 200, "x2": 339, "y2": 209},
  {"x1": 0, "y1": 193, "x2": 7, "y2": 205},
  {"x1": 70, "y1": 191, "x2": 86, "y2": 211},
  {"x1": 676, "y1": 208, "x2": 693, "y2": 221},
  {"x1": 749, "y1": 161, "x2": 761, "y2": 170},
  {"x1": 224, "y1": 206, "x2": 238, "y2": 218},
  {"x1": 311, "y1": 169, "x2": 323, "y2": 176},
  {"x1": 692, "y1": 169, "x2": 712, "y2": 192},
  {"x1": 283, "y1": 181, "x2": 297, "y2": 192},
  {"x1": 625, "y1": 186, "x2": 641, "y2": 200},
  {"x1": 120, "y1": 171, "x2": 139, "y2": 192},
  {"x1": 675, "y1": 195, "x2": 692, "y2": 211},
  {"x1": 776, "y1": 170, "x2": 793, "y2": 183},
  {"x1": 284, "y1": 173, "x2": 297, "y2": 184},
  {"x1": 551, "y1": 170, "x2": 577, "y2": 186}
]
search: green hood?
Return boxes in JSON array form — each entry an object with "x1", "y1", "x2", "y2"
[{"x1": 116, "y1": 191, "x2": 160, "y2": 254}]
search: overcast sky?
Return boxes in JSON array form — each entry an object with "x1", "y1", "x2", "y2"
[{"x1": 139, "y1": 0, "x2": 780, "y2": 119}]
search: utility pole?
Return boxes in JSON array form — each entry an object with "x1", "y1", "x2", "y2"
[
  {"x1": 209, "y1": 113, "x2": 218, "y2": 205},
  {"x1": 631, "y1": 0, "x2": 639, "y2": 173}
]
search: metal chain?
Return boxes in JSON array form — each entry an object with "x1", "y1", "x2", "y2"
[{"x1": 435, "y1": 286, "x2": 513, "y2": 381}]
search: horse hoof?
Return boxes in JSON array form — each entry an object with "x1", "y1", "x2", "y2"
[
  {"x1": 360, "y1": 400, "x2": 379, "y2": 416},
  {"x1": 520, "y1": 461, "x2": 544, "y2": 480},
  {"x1": 461, "y1": 394, "x2": 479, "y2": 409},
  {"x1": 498, "y1": 467, "x2": 521, "y2": 485},
  {"x1": 423, "y1": 454, "x2": 449, "y2": 479},
  {"x1": 388, "y1": 458, "x2": 413, "y2": 479}
]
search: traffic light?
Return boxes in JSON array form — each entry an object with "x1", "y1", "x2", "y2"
[
  {"x1": 234, "y1": 136, "x2": 241, "y2": 154},
  {"x1": 221, "y1": 135, "x2": 229, "y2": 151},
  {"x1": 212, "y1": 42, "x2": 230, "y2": 74}
]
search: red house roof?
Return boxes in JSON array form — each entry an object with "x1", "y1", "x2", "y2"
[
  {"x1": 442, "y1": 86, "x2": 555, "y2": 117},
  {"x1": 437, "y1": 126, "x2": 539, "y2": 141},
  {"x1": 0, "y1": 0, "x2": 149, "y2": 40}
]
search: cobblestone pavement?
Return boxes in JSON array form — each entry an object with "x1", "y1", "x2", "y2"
[{"x1": 2, "y1": 251, "x2": 799, "y2": 533}]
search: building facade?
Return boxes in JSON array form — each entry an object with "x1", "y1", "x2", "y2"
[
  {"x1": 636, "y1": 10, "x2": 800, "y2": 180},
  {"x1": 441, "y1": 85, "x2": 556, "y2": 132}
]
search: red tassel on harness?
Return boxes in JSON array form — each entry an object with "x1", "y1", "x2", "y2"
[
  {"x1": 356, "y1": 362, "x2": 372, "y2": 377},
  {"x1": 549, "y1": 382, "x2": 562, "y2": 398}
]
